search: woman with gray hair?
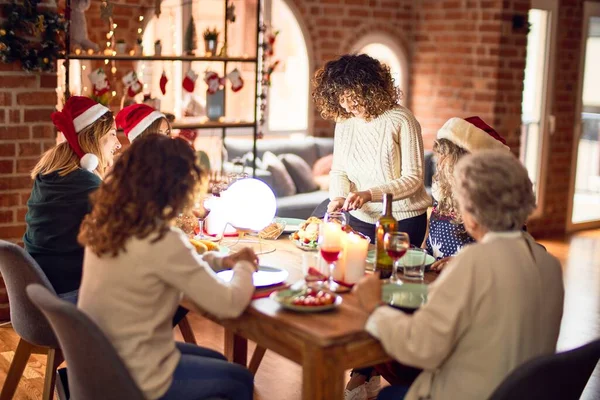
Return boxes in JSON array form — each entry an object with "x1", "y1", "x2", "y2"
[{"x1": 352, "y1": 150, "x2": 564, "y2": 400}]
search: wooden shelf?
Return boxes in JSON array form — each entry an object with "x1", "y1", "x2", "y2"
[
  {"x1": 171, "y1": 121, "x2": 256, "y2": 130},
  {"x1": 62, "y1": 54, "x2": 258, "y2": 63}
]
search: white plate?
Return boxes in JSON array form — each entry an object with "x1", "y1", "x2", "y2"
[
  {"x1": 270, "y1": 288, "x2": 342, "y2": 312},
  {"x1": 278, "y1": 218, "x2": 306, "y2": 233},
  {"x1": 217, "y1": 265, "x2": 288, "y2": 288}
]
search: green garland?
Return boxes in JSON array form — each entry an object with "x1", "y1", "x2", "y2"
[{"x1": 0, "y1": 0, "x2": 65, "y2": 72}]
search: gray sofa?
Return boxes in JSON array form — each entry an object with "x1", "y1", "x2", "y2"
[{"x1": 223, "y1": 137, "x2": 434, "y2": 219}]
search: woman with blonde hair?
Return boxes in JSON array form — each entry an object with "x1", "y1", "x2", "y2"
[
  {"x1": 78, "y1": 134, "x2": 256, "y2": 400},
  {"x1": 354, "y1": 150, "x2": 564, "y2": 400},
  {"x1": 24, "y1": 96, "x2": 121, "y2": 297},
  {"x1": 116, "y1": 103, "x2": 172, "y2": 142}
]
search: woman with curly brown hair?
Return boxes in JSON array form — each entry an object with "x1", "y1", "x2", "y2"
[
  {"x1": 426, "y1": 116, "x2": 509, "y2": 272},
  {"x1": 24, "y1": 96, "x2": 121, "y2": 297},
  {"x1": 312, "y1": 54, "x2": 430, "y2": 247},
  {"x1": 77, "y1": 134, "x2": 256, "y2": 400}
]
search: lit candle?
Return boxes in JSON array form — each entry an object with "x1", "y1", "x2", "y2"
[
  {"x1": 338, "y1": 233, "x2": 368, "y2": 284},
  {"x1": 321, "y1": 222, "x2": 342, "y2": 250}
]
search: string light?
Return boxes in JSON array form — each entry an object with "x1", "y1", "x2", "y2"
[
  {"x1": 104, "y1": 59, "x2": 109, "y2": 64},
  {"x1": 111, "y1": 66, "x2": 117, "y2": 74},
  {"x1": 112, "y1": 91, "x2": 117, "y2": 96},
  {"x1": 81, "y1": 65, "x2": 86, "y2": 70}
]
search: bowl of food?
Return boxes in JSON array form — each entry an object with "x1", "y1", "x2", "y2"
[
  {"x1": 270, "y1": 287, "x2": 342, "y2": 312},
  {"x1": 289, "y1": 216, "x2": 321, "y2": 251}
]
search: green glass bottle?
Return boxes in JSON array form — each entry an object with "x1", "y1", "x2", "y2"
[{"x1": 375, "y1": 193, "x2": 397, "y2": 279}]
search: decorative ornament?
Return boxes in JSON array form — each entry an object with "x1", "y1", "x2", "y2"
[
  {"x1": 227, "y1": 68, "x2": 244, "y2": 92},
  {"x1": 154, "y1": 0, "x2": 162, "y2": 18},
  {"x1": 226, "y1": 1, "x2": 236, "y2": 23},
  {"x1": 203, "y1": 27, "x2": 219, "y2": 57},
  {"x1": 263, "y1": 61, "x2": 279, "y2": 87},
  {"x1": 88, "y1": 68, "x2": 112, "y2": 106},
  {"x1": 0, "y1": 0, "x2": 66, "y2": 72},
  {"x1": 182, "y1": 69, "x2": 199, "y2": 93},
  {"x1": 160, "y1": 71, "x2": 168, "y2": 95},
  {"x1": 122, "y1": 70, "x2": 143, "y2": 98},
  {"x1": 71, "y1": 0, "x2": 100, "y2": 52},
  {"x1": 184, "y1": 16, "x2": 197, "y2": 55},
  {"x1": 100, "y1": 1, "x2": 114, "y2": 23},
  {"x1": 203, "y1": 71, "x2": 225, "y2": 95},
  {"x1": 264, "y1": 30, "x2": 279, "y2": 57}
]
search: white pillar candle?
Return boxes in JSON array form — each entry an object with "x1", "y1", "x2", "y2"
[
  {"x1": 320, "y1": 222, "x2": 343, "y2": 249},
  {"x1": 333, "y1": 232, "x2": 348, "y2": 281},
  {"x1": 342, "y1": 233, "x2": 369, "y2": 284}
]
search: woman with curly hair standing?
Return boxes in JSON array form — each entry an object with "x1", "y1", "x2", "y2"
[
  {"x1": 78, "y1": 134, "x2": 256, "y2": 400},
  {"x1": 312, "y1": 54, "x2": 430, "y2": 247}
]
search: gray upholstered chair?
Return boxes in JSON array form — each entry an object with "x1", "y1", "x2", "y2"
[
  {"x1": 0, "y1": 240, "x2": 63, "y2": 400},
  {"x1": 26, "y1": 284, "x2": 228, "y2": 400}
]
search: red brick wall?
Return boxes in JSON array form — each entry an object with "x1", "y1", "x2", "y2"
[{"x1": 527, "y1": 0, "x2": 586, "y2": 236}]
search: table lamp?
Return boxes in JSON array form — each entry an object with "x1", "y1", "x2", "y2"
[{"x1": 221, "y1": 178, "x2": 277, "y2": 232}]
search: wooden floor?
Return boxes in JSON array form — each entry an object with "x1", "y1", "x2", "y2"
[{"x1": 0, "y1": 230, "x2": 599, "y2": 400}]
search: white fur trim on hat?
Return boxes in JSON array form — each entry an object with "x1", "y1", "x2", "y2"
[
  {"x1": 73, "y1": 103, "x2": 110, "y2": 132},
  {"x1": 436, "y1": 118, "x2": 509, "y2": 153},
  {"x1": 80, "y1": 153, "x2": 99, "y2": 171},
  {"x1": 127, "y1": 111, "x2": 165, "y2": 142}
]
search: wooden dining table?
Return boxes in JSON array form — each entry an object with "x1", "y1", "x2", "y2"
[{"x1": 184, "y1": 237, "x2": 438, "y2": 400}]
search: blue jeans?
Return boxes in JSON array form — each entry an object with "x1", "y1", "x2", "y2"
[
  {"x1": 58, "y1": 290, "x2": 79, "y2": 304},
  {"x1": 159, "y1": 342, "x2": 254, "y2": 400},
  {"x1": 377, "y1": 385, "x2": 410, "y2": 399}
]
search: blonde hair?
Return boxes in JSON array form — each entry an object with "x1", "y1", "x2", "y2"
[
  {"x1": 432, "y1": 138, "x2": 469, "y2": 221},
  {"x1": 31, "y1": 112, "x2": 114, "y2": 179},
  {"x1": 144, "y1": 117, "x2": 171, "y2": 136},
  {"x1": 454, "y1": 150, "x2": 536, "y2": 231}
]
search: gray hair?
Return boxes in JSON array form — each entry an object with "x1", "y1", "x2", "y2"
[{"x1": 453, "y1": 150, "x2": 536, "y2": 231}]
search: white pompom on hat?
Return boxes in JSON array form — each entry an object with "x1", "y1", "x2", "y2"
[
  {"x1": 51, "y1": 96, "x2": 110, "y2": 171},
  {"x1": 115, "y1": 104, "x2": 165, "y2": 143},
  {"x1": 437, "y1": 116, "x2": 510, "y2": 153}
]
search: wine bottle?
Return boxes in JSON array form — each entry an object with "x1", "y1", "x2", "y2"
[{"x1": 375, "y1": 193, "x2": 397, "y2": 279}]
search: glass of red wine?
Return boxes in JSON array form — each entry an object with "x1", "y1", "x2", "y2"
[
  {"x1": 318, "y1": 222, "x2": 344, "y2": 290},
  {"x1": 193, "y1": 195, "x2": 216, "y2": 241},
  {"x1": 384, "y1": 232, "x2": 410, "y2": 284}
]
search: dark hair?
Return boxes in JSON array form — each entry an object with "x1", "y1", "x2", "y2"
[
  {"x1": 79, "y1": 134, "x2": 205, "y2": 256},
  {"x1": 312, "y1": 54, "x2": 401, "y2": 121}
]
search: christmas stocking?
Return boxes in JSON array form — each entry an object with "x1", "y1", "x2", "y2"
[
  {"x1": 160, "y1": 71, "x2": 168, "y2": 95},
  {"x1": 203, "y1": 71, "x2": 225, "y2": 94},
  {"x1": 227, "y1": 68, "x2": 244, "y2": 92},
  {"x1": 122, "y1": 71, "x2": 143, "y2": 97},
  {"x1": 182, "y1": 69, "x2": 198, "y2": 93},
  {"x1": 88, "y1": 68, "x2": 111, "y2": 97}
]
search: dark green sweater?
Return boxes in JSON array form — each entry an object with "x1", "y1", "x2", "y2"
[{"x1": 24, "y1": 169, "x2": 101, "y2": 295}]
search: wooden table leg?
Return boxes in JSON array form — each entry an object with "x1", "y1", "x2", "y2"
[
  {"x1": 302, "y1": 344, "x2": 344, "y2": 400},
  {"x1": 224, "y1": 329, "x2": 248, "y2": 366}
]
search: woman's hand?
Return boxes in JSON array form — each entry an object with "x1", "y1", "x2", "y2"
[
  {"x1": 343, "y1": 191, "x2": 372, "y2": 211},
  {"x1": 327, "y1": 198, "x2": 346, "y2": 213},
  {"x1": 222, "y1": 247, "x2": 259, "y2": 271},
  {"x1": 352, "y1": 273, "x2": 383, "y2": 313},
  {"x1": 431, "y1": 257, "x2": 451, "y2": 273}
]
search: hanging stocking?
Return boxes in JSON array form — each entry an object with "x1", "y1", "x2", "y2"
[
  {"x1": 182, "y1": 69, "x2": 198, "y2": 93},
  {"x1": 122, "y1": 70, "x2": 143, "y2": 97},
  {"x1": 88, "y1": 68, "x2": 112, "y2": 105},
  {"x1": 227, "y1": 68, "x2": 244, "y2": 92},
  {"x1": 160, "y1": 71, "x2": 168, "y2": 95},
  {"x1": 203, "y1": 71, "x2": 225, "y2": 94}
]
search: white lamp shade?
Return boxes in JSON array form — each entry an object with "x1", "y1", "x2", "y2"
[{"x1": 220, "y1": 178, "x2": 277, "y2": 231}]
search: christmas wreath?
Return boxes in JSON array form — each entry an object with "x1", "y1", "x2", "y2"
[{"x1": 0, "y1": 0, "x2": 66, "y2": 72}]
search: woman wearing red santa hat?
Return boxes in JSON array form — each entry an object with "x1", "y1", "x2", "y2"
[
  {"x1": 24, "y1": 96, "x2": 121, "y2": 298},
  {"x1": 116, "y1": 103, "x2": 171, "y2": 142}
]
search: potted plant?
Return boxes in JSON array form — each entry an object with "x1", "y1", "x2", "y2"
[
  {"x1": 154, "y1": 39, "x2": 162, "y2": 56},
  {"x1": 134, "y1": 37, "x2": 143, "y2": 56},
  {"x1": 116, "y1": 39, "x2": 127, "y2": 55},
  {"x1": 203, "y1": 27, "x2": 219, "y2": 56}
]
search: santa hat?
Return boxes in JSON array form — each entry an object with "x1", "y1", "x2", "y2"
[
  {"x1": 436, "y1": 116, "x2": 510, "y2": 153},
  {"x1": 116, "y1": 104, "x2": 165, "y2": 142},
  {"x1": 51, "y1": 96, "x2": 110, "y2": 171}
]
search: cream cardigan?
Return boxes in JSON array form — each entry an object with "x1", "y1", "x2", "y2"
[{"x1": 366, "y1": 231, "x2": 564, "y2": 400}]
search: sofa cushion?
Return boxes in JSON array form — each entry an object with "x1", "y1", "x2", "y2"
[
  {"x1": 224, "y1": 137, "x2": 330, "y2": 167},
  {"x1": 279, "y1": 153, "x2": 319, "y2": 194},
  {"x1": 276, "y1": 191, "x2": 329, "y2": 219},
  {"x1": 262, "y1": 151, "x2": 296, "y2": 197},
  {"x1": 312, "y1": 154, "x2": 333, "y2": 177}
]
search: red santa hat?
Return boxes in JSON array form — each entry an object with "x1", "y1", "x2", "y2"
[
  {"x1": 436, "y1": 116, "x2": 510, "y2": 153},
  {"x1": 115, "y1": 104, "x2": 165, "y2": 142},
  {"x1": 51, "y1": 96, "x2": 110, "y2": 171}
]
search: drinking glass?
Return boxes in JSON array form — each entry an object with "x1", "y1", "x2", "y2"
[
  {"x1": 318, "y1": 222, "x2": 343, "y2": 290},
  {"x1": 402, "y1": 248, "x2": 428, "y2": 280},
  {"x1": 194, "y1": 195, "x2": 216, "y2": 241},
  {"x1": 324, "y1": 211, "x2": 348, "y2": 230},
  {"x1": 383, "y1": 232, "x2": 410, "y2": 284}
]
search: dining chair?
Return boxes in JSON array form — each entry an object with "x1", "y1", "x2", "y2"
[
  {"x1": 26, "y1": 284, "x2": 229, "y2": 400},
  {"x1": 488, "y1": 337, "x2": 600, "y2": 400},
  {"x1": 0, "y1": 241, "x2": 63, "y2": 400}
]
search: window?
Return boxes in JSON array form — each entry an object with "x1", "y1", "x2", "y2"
[{"x1": 353, "y1": 34, "x2": 409, "y2": 106}]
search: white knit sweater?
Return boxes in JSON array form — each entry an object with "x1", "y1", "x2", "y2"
[{"x1": 329, "y1": 106, "x2": 431, "y2": 224}]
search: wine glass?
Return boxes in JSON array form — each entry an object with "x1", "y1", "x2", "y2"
[
  {"x1": 324, "y1": 211, "x2": 348, "y2": 231},
  {"x1": 384, "y1": 232, "x2": 410, "y2": 284},
  {"x1": 194, "y1": 195, "x2": 216, "y2": 241},
  {"x1": 318, "y1": 222, "x2": 343, "y2": 290}
]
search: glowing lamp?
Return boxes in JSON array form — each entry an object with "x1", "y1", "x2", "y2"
[{"x1": 205, "y1": 179, "x2": 276, "y2": 235}]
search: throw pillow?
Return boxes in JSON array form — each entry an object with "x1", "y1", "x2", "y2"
[
  {"x1": 262, "y1": 151, "x2": 296, "y2": 197},
  {"x1": 314, "y1": 175, "x2": 330, "y2": 191},
  {"x1": 279, "y1": 153, "x2": 320, "y2": 194},
  {"x1": 312, "y1": 154, "x2": 333, "y2": 177}
]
